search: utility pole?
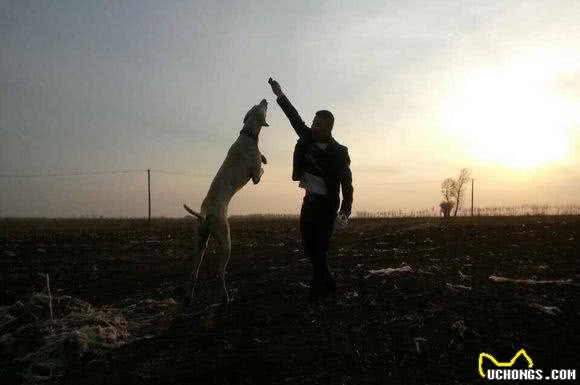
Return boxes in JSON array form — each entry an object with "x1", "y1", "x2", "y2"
[
  {"x1": 471, "y1": 178, "x2": 475, "y2": 217},
  {"x1": 147, "y1": 169, "x2": 151, "y2": 223}
]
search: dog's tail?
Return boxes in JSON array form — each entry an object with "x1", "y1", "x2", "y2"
[{"x1": 183, "y1": 204, "x2": 204, "y2": 219}]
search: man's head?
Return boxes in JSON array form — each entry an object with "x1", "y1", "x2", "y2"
[{"x1": 312, "y1": 110, "x2": 334, "y2": 142}]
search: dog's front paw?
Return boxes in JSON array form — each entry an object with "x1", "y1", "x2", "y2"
[
  {"x1": 252, "y1": 168, "x2": 264, "y2": 184},
  {"x1": 261, "y1": 154, "x2": 268, "y2": 164}
]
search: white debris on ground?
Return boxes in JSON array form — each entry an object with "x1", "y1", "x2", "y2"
[
  {"x1": 367, "y1": 265, "x2": 413, "y2": 276},
  {"x1": 445, "y1": 283, "x2": 472, "y2": 291},
  {"x1": 489, "y1": 275, "x2": 573, "y2": 285},
  {"x1": 0, "y1": 293, "x2": 177, "y2": 383},
  {"x1": 344, "y1": 291, "x2": 359, "y2": 299},
  {"x1": 529, "y1": 303, "x2": 562, "y2": 316},
  {"x1": 414, "y1": 337, "x2": 427, "y2": 354},
  {"x1": 457, "y1": 271, "x2": 471, "y2": 281}
]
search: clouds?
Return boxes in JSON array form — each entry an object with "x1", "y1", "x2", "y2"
[{"x1": 1, "y1": 1, "x2": 579, "y2": 216}]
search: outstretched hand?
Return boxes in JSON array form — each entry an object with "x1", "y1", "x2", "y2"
[
  {"x1": 268, "y1": 77, "x2": 283, "y2": 97},
  {"x1": 337, "y1": 212, "x2": 349, "y2": 228}
]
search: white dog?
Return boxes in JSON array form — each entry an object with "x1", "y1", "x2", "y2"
[{"x1": 183, "y1": 99, "x2": 269, "y2": 305}]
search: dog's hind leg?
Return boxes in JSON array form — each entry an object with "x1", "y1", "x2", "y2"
[
  {"x1": 213, "y1": 218, "x2": 232, "y2": 304},
  {"x1": 188, "y1": 219, "x2": 210, "y2": 306}
]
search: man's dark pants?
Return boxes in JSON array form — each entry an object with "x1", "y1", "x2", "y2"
[{"x1": 300, "y1": 192, "x2": 337, "y2": 297}]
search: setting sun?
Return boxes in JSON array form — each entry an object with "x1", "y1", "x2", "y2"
[{"x1": 443, "y1": 52, "x2": 574, "y2": 169}]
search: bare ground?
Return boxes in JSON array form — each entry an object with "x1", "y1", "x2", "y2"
[{"x1": 1, "y1": 216, "x2": 579, "y2": 384}]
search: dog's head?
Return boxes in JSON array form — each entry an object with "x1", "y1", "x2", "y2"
[{"x1": 243, "y1": 99, "x2": 269, "y2": 128}]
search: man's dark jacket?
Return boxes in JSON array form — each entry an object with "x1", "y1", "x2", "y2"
[{"x1": 277, "y1": 95, "x2": 353, "y2": 214}]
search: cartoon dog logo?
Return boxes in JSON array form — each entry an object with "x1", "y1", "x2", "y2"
[{"x1": 478, "y1": 349, "x2": 534, "y2": 378}]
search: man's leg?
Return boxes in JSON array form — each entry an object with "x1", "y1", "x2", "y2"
[
  {"x1": 300, "y1": 195, "x2": 326, "y2": 297},
  {"x1": 300, "y1": 196, "x2": 318, "y2": 295},
  {"x1": 319, "y1": 205, "x2": 337, "y2": 293}
]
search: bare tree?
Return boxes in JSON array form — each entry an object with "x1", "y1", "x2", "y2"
[
  {"x1": 440, "y1": 178, "x2": 456, "y2": 218},
  {"x1": 453, "y1": 168, "x2": 471, "y2": 217},
  {"x1": 439, "y1": 201, "x2": 454, "y2": 218}
]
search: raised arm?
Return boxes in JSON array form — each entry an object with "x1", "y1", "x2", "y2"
[{"x1": 268, "y1": 78, "x2": 311, "y2": 139}]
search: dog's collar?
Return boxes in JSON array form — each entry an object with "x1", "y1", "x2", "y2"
[{"x1": 239, "y1": 128, "x2": 258, "y2": 141}]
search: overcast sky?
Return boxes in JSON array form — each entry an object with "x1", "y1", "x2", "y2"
[{"x1": 1, "y1": 0, "x2": 579, "y2": 217}]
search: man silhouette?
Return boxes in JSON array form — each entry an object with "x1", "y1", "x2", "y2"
[{"x1": 268, "y1": 78, "x2": 353, "y2": 298}]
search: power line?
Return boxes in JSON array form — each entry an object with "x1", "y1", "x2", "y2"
[
  {"x1": 2, "y1": 168, "x2": 579, "y2": 218},
  {"x1": 151, "y1": 170, "x2": 208, "y2": 177},
  {"x1": 1, "y1": 169, "x2": 579, "y2": 187},
  {"x1": 151, "y1": 171, "x2": 443, "y2": 185},
  {"x1": 0, "y1": 169, "x2": 147, "y2": 178}
]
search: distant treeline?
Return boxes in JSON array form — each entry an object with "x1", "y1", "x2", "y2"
[
  {"x1": 229, "y1": 213, "x2": 300, "y2": 220},
  {"x1": 356, "y1": 204, "x2": 580, "y2": 218}
]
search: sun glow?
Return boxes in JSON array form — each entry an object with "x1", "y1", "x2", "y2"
[{"x1": 443, "y1": 53, "x2": 574, "y2": 169}]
